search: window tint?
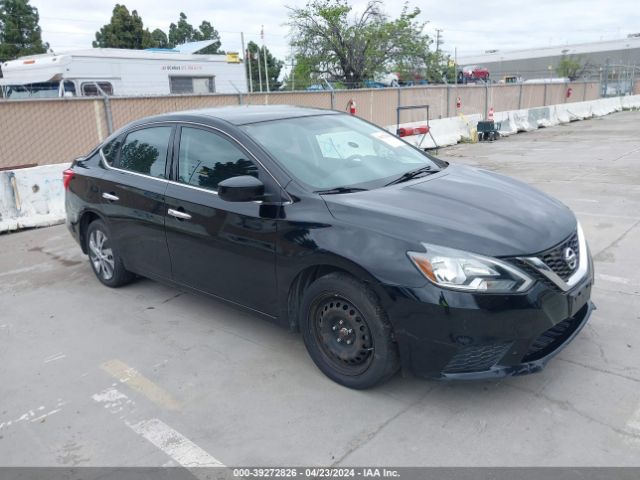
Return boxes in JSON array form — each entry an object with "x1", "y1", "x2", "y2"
[
  {"x1": 178, "y1": 127, "x2": 258, "y2": 191},
  {"x1": 119, "y1": 127, "x2": 172, "y2": 178},
  {"x1": 101, "y1": 137, "x2": 122, "y2": 166}
]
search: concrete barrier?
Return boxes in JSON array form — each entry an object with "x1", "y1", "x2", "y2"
[
  {"x1": 391, "y1": 94, "x2": 640, "y2": 148},
  {"x1": 494, "y1": 95, "x2": 640, "y2": 137},
  {"x1": 385, "y1": 114, "x2": 483, "y2": 149},
  {"x1": 0, "y1": 163, "x2": 69, "y2": 233}
]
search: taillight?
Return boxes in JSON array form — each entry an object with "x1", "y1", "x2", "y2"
[{"x1": 63, "y1": 168, "x2": 75, "y2": 190}]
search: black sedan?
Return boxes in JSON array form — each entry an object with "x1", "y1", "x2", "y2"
[{"x1": 64, "y1": 106, "x2": 594, "y2": 389}]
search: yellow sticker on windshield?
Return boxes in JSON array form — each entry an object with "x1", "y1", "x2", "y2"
[{"x1": 371, "y1": 131, "x2": 404, "y2": 148}]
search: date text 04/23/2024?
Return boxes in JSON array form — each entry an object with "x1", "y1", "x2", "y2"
[{"x1": 232, "y1": 468, "x2": 400, "y2": 478}]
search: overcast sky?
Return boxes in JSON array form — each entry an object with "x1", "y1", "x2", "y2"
[{"x1": 32, "y1": 0, "x2": 640, "y2": 64}]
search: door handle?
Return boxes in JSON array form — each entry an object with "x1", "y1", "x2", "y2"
[
  {"x1": 102, "y1": 192, "x2": 119, "y2": 201},
  {"x1": 168, "y1": 208, "x2": 192, "y2": 220}
]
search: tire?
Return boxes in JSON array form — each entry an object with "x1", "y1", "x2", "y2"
[
  {"x1": 300, "y1": 272, "x2": 400, "y2": 389},
  {"x1": 86, "y1": 219, "x2": 135, "y2": 288}
]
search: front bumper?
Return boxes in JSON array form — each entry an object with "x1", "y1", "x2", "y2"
[{"x1": 382, "y1": 268, "x2": 594, "y2": 380}]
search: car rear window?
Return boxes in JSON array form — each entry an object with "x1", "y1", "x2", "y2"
[{"x1": 101, "y1": 137, "x2": 122, "y2": 166}]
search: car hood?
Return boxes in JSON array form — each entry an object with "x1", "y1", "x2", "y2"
[{"x1": 322, "y1": 164, "x2": 576, "y2": 257}]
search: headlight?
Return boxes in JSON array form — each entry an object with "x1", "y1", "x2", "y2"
[{"x1": 407, "y1": 243, "x2": 533, "y2": 293}]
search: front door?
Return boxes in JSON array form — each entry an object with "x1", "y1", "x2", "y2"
[{"x1": 164, "y1": 125, "x2": 280, "y2": 315}]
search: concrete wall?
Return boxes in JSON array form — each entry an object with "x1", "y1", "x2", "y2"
[{"x1": 0, "y1": 82, "x2": 601, "y2": 169}]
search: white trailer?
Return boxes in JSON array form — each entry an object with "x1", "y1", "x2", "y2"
[{"x1": 0, "y1": 47, "x2": 247, "y2": 99}]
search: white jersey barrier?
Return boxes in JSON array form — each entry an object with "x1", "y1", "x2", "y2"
[
  {"x1": 392, "y1": 94, "x2": 640, "y2": 147},
  {"x1": 0, "y1": 163, "x2": 70, "y2": 233},
  {"x1": 1, "y1": 95, "x2": 639, "y2": 233},
  {"x1": 495, "y1": 95, "x2": 640, "y2": 136}
]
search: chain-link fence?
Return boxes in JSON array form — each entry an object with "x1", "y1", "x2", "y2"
[{"x1": 1, "y1": 80, "x2": 634, "y2": 170}]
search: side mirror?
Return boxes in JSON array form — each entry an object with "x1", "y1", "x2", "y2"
[{"x1": 218, "y1": 176, "x2": 265, "y2": 202}]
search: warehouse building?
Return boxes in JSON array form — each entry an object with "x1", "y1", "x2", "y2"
[{"x1": 457, "y1": 36, "x2": 640, "y2": 91}]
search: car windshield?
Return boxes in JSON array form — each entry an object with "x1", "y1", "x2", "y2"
[{"x1": 241, "y1": 114, "x2": 443, "y2": 191}]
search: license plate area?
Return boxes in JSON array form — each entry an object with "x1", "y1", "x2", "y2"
[{"x1": 568, "y1": 280, "x2": 591, "y2": 317}]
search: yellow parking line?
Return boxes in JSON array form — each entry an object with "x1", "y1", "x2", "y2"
[{"x1": 101, "y1": 359, "x2": 180, "y2": 411}]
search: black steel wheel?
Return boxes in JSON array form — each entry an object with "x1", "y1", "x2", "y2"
[
  {"x1": 312, "y1": 295, "x2": 374, "y2": 376},
  {"x1": 300, "y1": 272, "x2": 399, "y2": 389}
]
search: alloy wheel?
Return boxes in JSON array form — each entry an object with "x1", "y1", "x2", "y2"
[{"x1": 88, "y1": 229, "x2": 115, "y2": 281}]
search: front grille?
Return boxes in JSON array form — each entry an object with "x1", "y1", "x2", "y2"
[
  {"x1": 506, "y1": 230, "x2": 580, "y2": 290},
  {"x1": 540, "y1": 231, "x2": 580, "y2": 281},
  {"x1": 512, "y1": 259, "x2": 556, "y2": 289},
  {"x1": 521, "y1": 304, "x2": 588, "y2": 362},
  {"x1": 443, "y1": 342, "x2": 512, "y2": 374}
]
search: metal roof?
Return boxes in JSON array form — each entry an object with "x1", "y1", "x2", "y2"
[
  {"x1": 18, "y1": 48, "x2": 228, "y2": 62},
  {"x1": 458, "y1": 37, "x2": 640, "y2": 65}
]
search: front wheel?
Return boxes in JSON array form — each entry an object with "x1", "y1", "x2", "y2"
[{"x1": 300, "y1": 273, "x2": 399, "y2": 389}]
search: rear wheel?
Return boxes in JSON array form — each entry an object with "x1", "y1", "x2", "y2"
[
  {"x1": 86, "y1": 219, "x2": 134, "y2": 288},
  {"x1": 300, "y1": 272, "x2": 399, "y2": 389}
]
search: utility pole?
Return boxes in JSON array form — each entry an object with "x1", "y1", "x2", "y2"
[
  {"x1": 256, "y1": 48, "x2": 263, "y2": 93},
  {"x1": 241, "y1": 32, "x2": 252, "y2": 93},
  {"x1": 262, "y1": 25, "x2": 270, "y2": 93},
  {"x1": 453, "y1": 46, "x2": 458, "y2": 115},
  {"x1": 603, "y1": 59, "x2": 609, "y2": 97},
  {"x1": 435, "y1": 29, "x2": 444, "y2": 80},
  {"x1": 435, "y1": 29, "x2": 443, "y2": 54}
]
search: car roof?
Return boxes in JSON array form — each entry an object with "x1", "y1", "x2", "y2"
[{"x1": 147, "y1": 105, "x2": 340, "y2": 126}]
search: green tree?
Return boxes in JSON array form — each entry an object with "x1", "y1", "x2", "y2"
[
  {"x1": 0, "y1": 0, "x2": 48, "y2": 61},
  {"x1": 168, "y1": 12, "x2": 196, "y2": 46},
  {"x1": 556, "y1": 55, "x2": 583, "y2": 81},
  {"x1": 287, "y1": 54, "x2": 316, "y2": 89},
  {"x1": 93, "y1": 4, "x2": 153, "y2": 49},
  {"x1": 150, "y1": 28, "x2": 169, "y2": 48},
  {"x1": 194, "y1": 20, "x2": 222, "y2": 54},
  {"x1": 287, "y1": 0, "x2": 432, "y2": 86},
  {"x1": 168, "y1": 13, "x2": 222, "y2": 53},
  {"x1": 246, "y1": 40, "x2": 283, "y2": 91}
]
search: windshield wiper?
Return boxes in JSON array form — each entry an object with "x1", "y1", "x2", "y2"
[
  {"x1": 315, "y1": 187, "x2": 369, "y2": 195},
  {"x1": 385, "y1": 166, "x2": 436, "y2": 186}
]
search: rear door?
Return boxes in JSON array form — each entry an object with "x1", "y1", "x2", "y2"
[
  {"x1": 99, "y1": 125, "x2": 174, "y2": 280},
  {"x1": 164, "y1": 124, "x2": 280, "y2": 315}
]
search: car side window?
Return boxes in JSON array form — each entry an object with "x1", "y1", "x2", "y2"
[
  {"x1": 119, "y1": 127, "x2": 172, "y2": 178},
  {"x1": 177, "y1": 127, "x2": 259, "y2": 191}
]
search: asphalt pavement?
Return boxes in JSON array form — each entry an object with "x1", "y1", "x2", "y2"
[{"x1": 1, "y1": 110, "x2": 639, "y2": 468}]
